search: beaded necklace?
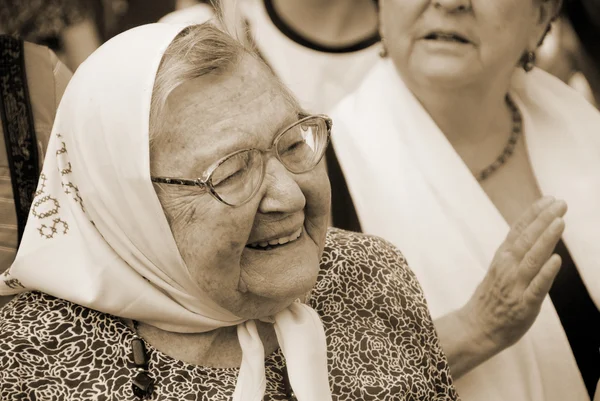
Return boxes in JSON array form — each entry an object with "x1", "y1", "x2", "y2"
[{"x1": 475, "y1": 95, "x2": 523, "y2": 182}]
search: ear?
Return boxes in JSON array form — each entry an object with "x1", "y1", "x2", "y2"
[{"x1": 530, "y1": 0, "x2": 562, "y2": 49}]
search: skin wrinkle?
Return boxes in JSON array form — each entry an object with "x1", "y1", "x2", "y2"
[
  {"x1": 160, "y1": 188, "x2": 206, "y2": 225},
  {"x1": 169, "y1": 85, "x2": 299, "y2": 178},
  {"x1": 150, "y1": 55, "x2": 330, "y2": 321},
  {"x1": 380, "y1": 0, "x2": 560, "y2": 92},
  {"x1": 378, "y1": 0, "x2": 561, "y2": 167}
]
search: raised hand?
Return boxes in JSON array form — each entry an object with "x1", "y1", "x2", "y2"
[{"x1": 460, "y1": 196, "x2": 566, "y2": 350}]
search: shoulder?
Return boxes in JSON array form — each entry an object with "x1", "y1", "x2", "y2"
[
  {"x1": 328, "y1": 59, "x2": 390, "y2": 133},
  {"x1": 0, "y1": 291, "x2": 125, "y2": 347},
  {"x1": 0, "y1": 292, "x2": 132, "y2": 398},
  {"x1": 318, "y1": 228, "x2": 424, "y2": 302},
  {"x1": 0, "y1": 290, "x2": 71, "y2": 332},
  {"x1": 23, "y1": 40, "x2": 72, "y2": 112},
  {"x1": 323, "y1": 227, "x2": 408, "y2": 266},
  {"x1": 21, "y1": 41, "x2": 71, "y2": 154},
  {"x1": 0, "y1": 290, "x2": 128, "y2": 344}
]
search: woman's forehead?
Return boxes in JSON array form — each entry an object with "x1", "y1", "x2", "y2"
[
  {"x1": 153, "y1": 59, "x2": 301, "y2": 176},
  {"x1": 168, "y1": 56, "x2": 299, "y2": 127}
]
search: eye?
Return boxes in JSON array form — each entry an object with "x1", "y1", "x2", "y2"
[
  {"x1": 282, "y1": 123, "x2": 319, "y2": 155},
  {"x1": 212, "y1": 169, "x2": 244, "y2": 187},
  {"x1": 211, "y1": 151, "x2": 253, "y2": 188},
  {"x1": 281, "y1": 139, "x2": 307, "y2": 155}
]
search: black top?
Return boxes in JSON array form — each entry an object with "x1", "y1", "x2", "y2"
[
  {"x1": 549, "y1": 240, "x2": 600, "y2": 398},
  {"x1": 263, "y1": 0, "x2": 380, "y2": 54},
  {"x1": 565, "y1": 0, "x2": 600, "y2": 70}
]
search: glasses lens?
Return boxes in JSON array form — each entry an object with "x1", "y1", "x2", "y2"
[
  {"x1": 276, "y1": 117, "x2": 329, "y2": 173},
  {"x1": 210, "y1": 149, "x2": 263, "y2": 206}
]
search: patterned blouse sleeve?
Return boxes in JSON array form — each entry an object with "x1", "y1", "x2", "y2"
[{"x1": 320, "y1": 228, "x2": 460, "y2": 400}]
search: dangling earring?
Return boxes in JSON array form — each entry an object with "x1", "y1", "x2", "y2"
[
  {"x1": 521, "y1": 50, "x2": 536, "y2": 72},
  {"x1": 379, "y1": 37, "x2": 388, "y2": 58}
]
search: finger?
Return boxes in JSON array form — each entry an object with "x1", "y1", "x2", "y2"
[
  {"x1": 505, "y1": 196, "x2": 555, "y2": 244},
  {"x1": 518, "y1": 217, "x2": 565, "y2": 285},
  {"x1": 524, "y1": 253, "x2": 562, "y2": 304},
  {"x1": 511, "y1": 200, "x2": 567, "y2": 260}
]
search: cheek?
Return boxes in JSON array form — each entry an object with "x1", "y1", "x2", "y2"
[
  {"x1": 479, "y1": 3, "x2": 535, "y2": 58},
  {"x1": 296, "y1": 164, "x2": 330, "y2": 252},
  {"x1": 168, "y1": 197, "x2": 255, "y2": 293},
  {"x1": 300, "y1": 163, "x2": 331, "y2": 218},
  {"x1": 380, "y1": 0, "x2": 428, "y2": 68}
]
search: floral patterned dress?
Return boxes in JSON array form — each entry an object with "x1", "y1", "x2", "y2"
[{"x1": 0, "y1": 228, "x2": 459, "y2": 400}]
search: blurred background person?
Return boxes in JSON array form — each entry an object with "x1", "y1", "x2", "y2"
[
  {"x1": 102, "y1": 0, "x2": 176, "y2": 39},
  {"x1": 0, "y1": 36, "x2": 72, "y2": 309},
  {"x1": 0, "y1": 0, "x2": 102, "y2": 70},
  {"x1": 330, "y1": 0, "x2": 599, "y2": 400},
  {"x1": 161, "y1": 0, "x2": 380, "y2": 113},
  {"x1": 563, "y1": 0, "x2": 600, "y2": 105},
  {"x1": 538, "y1": 0, "x2": 600, "y2": 107}
]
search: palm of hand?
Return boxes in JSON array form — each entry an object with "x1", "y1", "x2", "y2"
[{"x1": 462, "y1": 197, "x2": 567, "y2": 349}]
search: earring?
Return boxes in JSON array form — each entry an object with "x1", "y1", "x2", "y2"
[
  {"x1": 521, "y1": 50, "x2": 536, "y2": 72},
  {"x1": 379, "y1": 37, "x2": 388, "y2": 58}
]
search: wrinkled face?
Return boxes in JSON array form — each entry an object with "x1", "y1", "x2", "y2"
[
  {"x1": 380, "y1": 0, "x2": 558, "y2": 89},
  {"x1": 151, "y1": 56, "x2": 331, "y2": 319}
]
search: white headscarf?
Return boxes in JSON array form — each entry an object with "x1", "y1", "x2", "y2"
[{"x1": 0, "y1": 23, "x2": 332, "y2": 401}]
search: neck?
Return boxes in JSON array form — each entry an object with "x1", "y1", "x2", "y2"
[
  {"x1": 270, "y1": 0, "x2": 378, "y2": 47},
  {"x1": 136, "y1": 320, "x2": 279, "y2": 368},
  {"x1": 400, "y1": 71, "x2": 518, "y2": 175},
  {"x1": 405, "y1": 74, "x2": 513, "y2": 146}
]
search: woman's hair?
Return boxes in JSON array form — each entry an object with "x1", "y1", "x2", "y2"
[{"x1": 148, "y1": 22, "x2": 251, "y2": 149}]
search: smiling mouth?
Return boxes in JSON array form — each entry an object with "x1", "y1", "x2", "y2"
[
  {"x1": 246, "y1": 227, "x2": 303, "y2": 251},
  {"x1": 424, "y1": 32, "x2": 470, "y2": 44}
]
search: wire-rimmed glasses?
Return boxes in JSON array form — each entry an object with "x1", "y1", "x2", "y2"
[{"x1": 151, "y1": 115, "x2": 332, "y2": 207}]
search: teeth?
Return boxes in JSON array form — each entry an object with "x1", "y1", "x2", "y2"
[
  {"x1": 247, "y1": 228, "x2": 302, "y2": 249},
  {"x1": 427, "y1": 33, "x2": 467, "y2": 43}
]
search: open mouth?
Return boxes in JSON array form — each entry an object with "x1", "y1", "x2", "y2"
[
  {"x1": 246, "y1": 227, "x2": 303, "y2": 251},
  {"x1": 424, "y1": 32, "x2": 470, "y2": 44}
]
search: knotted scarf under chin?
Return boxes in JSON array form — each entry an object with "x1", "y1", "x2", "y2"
[{"x1": 235, "y1": 301, "x2": 332, "y2": 400}]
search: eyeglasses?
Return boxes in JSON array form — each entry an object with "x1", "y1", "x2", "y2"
[{"x1": 151, "y1": 115, "x2": 332, "y2": 207}]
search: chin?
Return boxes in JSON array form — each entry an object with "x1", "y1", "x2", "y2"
[
  {"x1": 235, "y1": 288, "x2": 315, "y2": 320},
  {"x1": 407, "y1": 55, "x2": 478, "y2": 89},
  {"x1": 420, "y1": 69, "x2": 474, "y2": 89},
  {"x1": 236, "y1": 265, "x2": 320, "y2": 319},
  {"x1": 249, "y1": 263, "x2": 319, "y2": 299}
]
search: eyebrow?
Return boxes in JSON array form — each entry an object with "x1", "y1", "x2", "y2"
[
  {"x1": 188, "y1": 110, "x2": 311, "y2": 177},
  {"x1": 266, "y1": 109, "x2": 309, "y2": 143},
  {"x1": 297, "y1": 110, "x2": 311, "y2": 119},
  {"x1": 228, "y1": 106, "x2": 307, "y2": 145}
]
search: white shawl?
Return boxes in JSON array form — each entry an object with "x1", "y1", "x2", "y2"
[
  {"x1": 331, "y1": 58, "x2": 598, "y2": 401},
  {"x1": 0, "y1": 24, "x2": 332, "y2": 401}
]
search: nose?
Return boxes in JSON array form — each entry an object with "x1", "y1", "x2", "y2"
[
  {"x1": 257, "y1": 158, "x2": 306, "y2": 214},
  {"x1": 432, "y1": 0, "x2": 471, "y2": 12}
]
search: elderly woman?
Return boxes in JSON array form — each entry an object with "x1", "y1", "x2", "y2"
[
  {"x1": 331, "y1": 0, "x2": 599, "y2": 400},
  {"x1": 0, "y1": 22, "x2": 565, "y2": 400}
]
